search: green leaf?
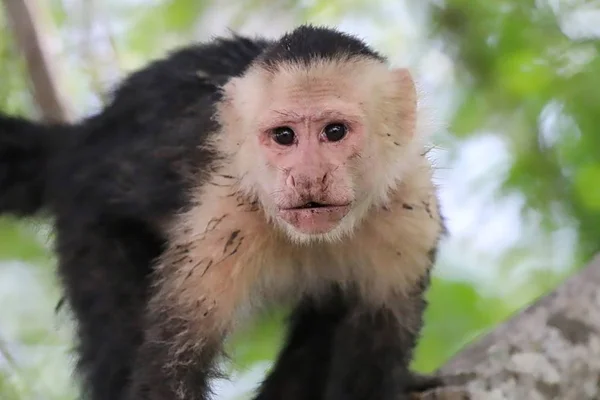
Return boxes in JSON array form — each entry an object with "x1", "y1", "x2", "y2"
[{"x1": 574, "y1": 163, "x2": 600, "y2": 211}]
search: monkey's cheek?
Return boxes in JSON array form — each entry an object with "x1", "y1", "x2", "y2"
[{"x1": 278, "y1": 206, "x2": 350, "y2": 234}]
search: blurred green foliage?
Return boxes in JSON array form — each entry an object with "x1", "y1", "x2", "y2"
[
  {"x1": 1, "y1": 0, "x2": 600, "y2": 398},
  {"x1": 431, "y1": 0, "x2": 600, "y2": 259}
]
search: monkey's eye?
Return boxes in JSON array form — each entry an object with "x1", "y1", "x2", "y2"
[
  {"x1": 323, "y1": 123, "x2": 347, "y2": 142},
  {"x1": 272, "y1": 127, "x2": 296, "y2": 146}
]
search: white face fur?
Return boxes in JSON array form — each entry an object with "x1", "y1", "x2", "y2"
[{"x1": 214, "y1": 56, "x2": 429, "y2": 245}]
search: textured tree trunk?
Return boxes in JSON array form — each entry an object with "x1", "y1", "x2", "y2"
[
  {"x1": 416, "y1": 254, "x2": 600, "y2": 400},
  {"x1": 1, "y1": 0, "x2": 71, "y2": 122}
]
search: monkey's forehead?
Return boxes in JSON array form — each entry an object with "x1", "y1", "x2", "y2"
[
  {"x1": 222, "y1": 56, "x2": 393, "y2": 122},
  {"x1": 249, "y1": 57, "x2": 391, "y2": 97}
]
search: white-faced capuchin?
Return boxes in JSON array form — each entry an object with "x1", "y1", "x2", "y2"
[{"x1": 0, "y1": 25, "x2": 447, "y2": 400}]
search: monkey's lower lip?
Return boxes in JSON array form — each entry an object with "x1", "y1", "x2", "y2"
[{"x1": 278, "y1": 204, "x2": 351, "y2": 234}]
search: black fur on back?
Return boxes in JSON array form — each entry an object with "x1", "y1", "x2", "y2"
[
  {"x1": 258, "y1": 25, "x2": 386, "y2": 70},
  {"x1": 0, "y1": 33, "x2": 271, "y2": 400}
]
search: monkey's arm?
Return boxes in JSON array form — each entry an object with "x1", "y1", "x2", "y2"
[
  {"x1": 127, "y1": 297, "x2": 225, "y2": 400},
  {"x1": 323, "y1": 278, "x2": 442, "y2": 400},
  {"x1": 253, "y1": 289, "x2": 346, "y2": 400},
  {"x1": 127, "y1": 251, "x2": 238, "y2": 400},
  {"x1": 254, "y1": 281, "x2": 441, "y2": 400},
  {"x1": 127, "y1": 174, "x2": 263, "y2": 400}
]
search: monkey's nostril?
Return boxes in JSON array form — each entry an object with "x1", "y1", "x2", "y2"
[
  {"x1": 321, "y1": 172, "x2": 328, "y2": 184},
  {"x1": 286, "y1": 174, "x2": 295, "y2": 188}
]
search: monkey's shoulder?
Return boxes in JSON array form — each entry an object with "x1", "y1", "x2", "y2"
[
  {"x1": 49, "y1": 35, "x2": 272, "y2": 223},
  {"x1": 90, "y1": 34, "x2": 272, "y2": 141}
]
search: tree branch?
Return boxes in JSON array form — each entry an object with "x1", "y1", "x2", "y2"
[
  {"x1": 417, "y1": 254, "x2": 600, "y2": 400},
  {"x1": 1, "y1": 0, "x2": 71, "y2": 122}
]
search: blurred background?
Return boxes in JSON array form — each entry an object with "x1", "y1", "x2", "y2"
[{"x1": 1, "y1": 0, "x2": 599, "y2": 398}]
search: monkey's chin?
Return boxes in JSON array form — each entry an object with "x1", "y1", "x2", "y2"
[{"x1": 278, "y1": 205, "x2": 351, "y2": 236}]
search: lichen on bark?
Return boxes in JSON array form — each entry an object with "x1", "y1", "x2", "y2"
[{"x1": 415, "y1": 254, "x2": 600, "y2": 400}]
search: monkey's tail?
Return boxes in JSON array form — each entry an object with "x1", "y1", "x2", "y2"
[{"x1": 0, "y1": 113, "x2": 70, "y2": 217}]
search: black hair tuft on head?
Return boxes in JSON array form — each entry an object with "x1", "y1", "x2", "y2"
[{"x1": 258, "y1": 24, "x2": 386, "y2": 69}]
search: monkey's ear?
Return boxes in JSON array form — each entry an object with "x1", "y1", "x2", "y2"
[
  {"x1": 389, "y1": 68, "x2": 417, "y2": 138},
  {"x1": 390, "y1": 68, "x2": 416, "y2": 97}
]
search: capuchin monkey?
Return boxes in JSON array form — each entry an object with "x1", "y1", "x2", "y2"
[{"x1": 0, "y1": 25, "x2": 446, "y2": 400}]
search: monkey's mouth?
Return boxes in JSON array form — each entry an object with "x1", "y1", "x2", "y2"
[
  {"x1": 295, "y1": 202, "x2": 330, "y2": 209},
  {"x1": 284, "y1": 201, "x2": 350, "y2": 211},
  {"x1": 278, "y1": 202, "x2": 351, "y2": 234}
]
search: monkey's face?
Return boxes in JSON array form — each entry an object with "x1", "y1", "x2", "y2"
[
  {"x1": 218, "y1": 59, "x2": 418, "y2": 243},
  {"x1": 255, "y1": 100, "x2": 364, "y2": 238}
]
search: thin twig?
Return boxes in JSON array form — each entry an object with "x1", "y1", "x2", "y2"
[{"x1": 1, "y1": 0, "x2": 72, "y2": 122}]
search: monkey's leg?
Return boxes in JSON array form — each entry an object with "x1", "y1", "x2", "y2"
[
  {"x1": 324, "y1": 285, "x2": 443, "y2": 400},
  {"x1": 253, "y1": 289, "x2": 347, "y2": 400},
  {"x1": 55, "y1": 217, "x2": 161, "y2": 400}
]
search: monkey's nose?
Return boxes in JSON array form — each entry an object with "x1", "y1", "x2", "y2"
[{"x1": 287, "y1": 173, "x2": 329, "y2": 191}]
